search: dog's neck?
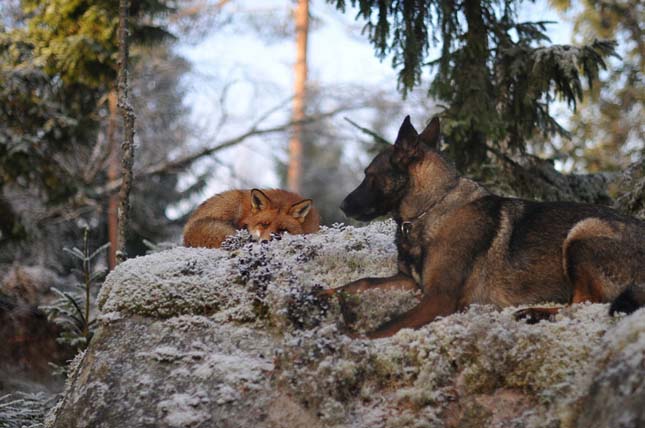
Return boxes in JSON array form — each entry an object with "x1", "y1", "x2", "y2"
[{"x1": 398, "y1": 151, "x2": 489, "y2": 222}]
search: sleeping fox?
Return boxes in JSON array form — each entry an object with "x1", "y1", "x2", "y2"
[{"x1": 183, "y1": 189, "x2": 320, "y2": 248}]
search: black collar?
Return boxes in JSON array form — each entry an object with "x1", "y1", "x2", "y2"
[{"x1": 398, "y1": 180, "x2": 458, "y2": 238}]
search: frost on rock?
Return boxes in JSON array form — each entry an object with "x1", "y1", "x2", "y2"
[
  {"x1": 98, "y1": 222, "x2": 398, "y2": 323},
  {"x1": 49, "y1": 222, "x2": 644, "y2": 428}
]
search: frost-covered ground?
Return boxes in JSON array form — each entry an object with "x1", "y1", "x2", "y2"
[{"x1": 46, "y1": 221, "x2": 645, "y2": 428}]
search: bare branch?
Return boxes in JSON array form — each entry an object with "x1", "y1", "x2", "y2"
[
  {"x1": 94, "y1": 105, "x2": 359, "y2": 196},
  {"x1": 38, "y1": 104, "x2": 365, "y2": 224}
]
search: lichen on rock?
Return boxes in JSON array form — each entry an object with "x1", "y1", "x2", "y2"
[{"x1": 48, "y1": 222, "x2": 644, "y2": 428}]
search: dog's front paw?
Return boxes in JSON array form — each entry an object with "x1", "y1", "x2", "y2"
[{"x1": 316, "y1": 287, "x2": 337, "y2": 298}]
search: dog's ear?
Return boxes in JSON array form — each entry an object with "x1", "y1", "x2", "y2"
[
  {"x1": 419, "y1": 117, "x2": 440, "y2": 149},
  {"x1": 288, "y1": 199, "x2": 312, "y2": 223},
  {"x1": 392, "y1": 115, "x2": 420, "y2": 167},
  {"x1": 251, "y1": 189, "x2": 271, "y2": 213}
]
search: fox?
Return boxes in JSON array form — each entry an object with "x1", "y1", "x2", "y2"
[
  {"x1": 322, "y1": 116, "x2": 645, "y2": 339},
  {"x1": 183, "y1": 189, "x2": 320, "y2": 248}
]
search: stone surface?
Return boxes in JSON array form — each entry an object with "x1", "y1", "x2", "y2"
[{"x1": 46, "y1": 222, "x2": 645, "y2": 428}]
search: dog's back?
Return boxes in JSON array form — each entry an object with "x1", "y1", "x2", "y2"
[{"x1": 443, "y1": 195, "x2": 645, "y2": 308}]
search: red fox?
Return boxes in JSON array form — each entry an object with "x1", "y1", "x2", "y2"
[{"x1": 183, "y1": 189, "x2": 320, "y2": 248}]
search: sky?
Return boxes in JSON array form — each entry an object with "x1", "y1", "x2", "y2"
[{"x1": 173, "y1": 0, "x2": 574, "y2": 214}]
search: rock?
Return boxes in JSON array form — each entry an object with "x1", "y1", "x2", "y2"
[
  {"x1": 46, "y1": 316, "x2": 315, "y2": 428},
  {"x1": 45, "y1": 222, "x2": 645, "y2": 428},
  {"x1": 571, "y1": 312, "x2": 645, "y2": 428}
]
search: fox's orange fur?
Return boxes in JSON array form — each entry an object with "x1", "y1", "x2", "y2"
[{"x1": 183, "y1": 189, "x2": 320, "y2": 248}]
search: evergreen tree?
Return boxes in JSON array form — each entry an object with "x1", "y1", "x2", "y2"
[
  {"x1": 551, "y1": 0, "x2": 643, "y2": 172},
  {"x1": 0, "y1": 0, "x2": 175, "y2": 239},
  {"x1": 328, "y1": 0, "x2": 616, "y2": 171},
  {"x1": 0, "y1": 1, "x2": 201, "y2": 267}
]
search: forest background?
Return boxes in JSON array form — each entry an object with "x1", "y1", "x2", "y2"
[{"x1": 0, "y1": 0, "x2": 643, "y2": 400}]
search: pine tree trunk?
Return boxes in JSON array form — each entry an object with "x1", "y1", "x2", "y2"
[
  {"x1": 116, "y1": 0, "x2": 135, "y2": 265},
  {"x1": 456, "y1": 0, "x2": 491, "y2": 170},
  {"x1": 106, "y1": 89, "x2": 119, "y2": 270},
  {"x1": 287, "y1": 0, "x2": 309, "y2": 194}
]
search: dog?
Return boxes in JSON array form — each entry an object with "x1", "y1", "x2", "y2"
[
  {"x1": 183, "y1": 189, "x2": 320, "y2": 248},
  {"x1": 322, "y1": 116, "x2": 645, "y2": 338}
]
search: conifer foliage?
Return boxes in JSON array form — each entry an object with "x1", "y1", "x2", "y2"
[{"x1": 329, "y1": 0, "x2": 616, "y2": 170}]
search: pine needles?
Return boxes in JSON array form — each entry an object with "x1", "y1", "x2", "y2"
[{"x1": 40, "y1": 227, "x2": 109, "y2": 366}]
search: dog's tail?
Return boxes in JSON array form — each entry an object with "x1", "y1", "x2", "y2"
[{"x1": 609, "y1": 284, "x2": 645, "y2": 316}]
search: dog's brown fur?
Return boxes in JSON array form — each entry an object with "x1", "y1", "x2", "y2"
[
  {"x1": 183, "y1": 189, "x2": 320, "y2": 248},
  {"x1": 326, "y1": 116, "x2": 645, "y2": 338}
]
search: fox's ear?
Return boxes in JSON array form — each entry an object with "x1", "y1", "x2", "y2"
[
  {"x1": 392, "y1": 115, "x2": 420, "y2": 167},
  {"x1": 250, "y1": 189, "x2": 271, "y2": 213},
  {"x1": 289, "y1": 199, "x2": 312, "y2": 223},
  {"x1": 419, "y1": 117, "x2": 440, "y2": 149}
]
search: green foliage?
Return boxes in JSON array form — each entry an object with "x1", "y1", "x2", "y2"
[
  {"x1": 18, "y1": 0, "x2": 175, "y2": 87},
  {"x1": 41, "y1": 227, "x2": 109, "y2": 358},
  {"x1": 0, "y1": 30, "x2": 99, "y2": 204},
  {"x1": 550, "y1": 0, "x2": 644, "y2": 172},
  {"x1": 1, "y1": 1, "x2": 195, "y2": 258},
  {"x1": 0, "y1": 0, "x2": 175, "y2": 242},
  {"x1": 328, "y1": 0, "x2": 617, "y2": 171}
]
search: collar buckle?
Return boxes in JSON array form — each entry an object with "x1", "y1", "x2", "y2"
[{"x1": 401, "y1": 221, "x2": 412, "y2": 237}]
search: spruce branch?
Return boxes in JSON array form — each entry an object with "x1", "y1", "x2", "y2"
[{"x1": 343, "y1": 117, "x2": 391, "y2": 147}]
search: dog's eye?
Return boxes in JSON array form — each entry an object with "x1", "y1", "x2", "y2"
[
  {"x1": 261, "y1": 222, "x2": 270, "y2": 228},
  {"x1": 278, "y1": 228, "x2": 287, "y2": 234}
]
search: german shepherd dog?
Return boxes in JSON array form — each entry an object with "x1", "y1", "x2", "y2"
[{"x1": 323, "y1": 116, "x2": 645, "y2": 339}]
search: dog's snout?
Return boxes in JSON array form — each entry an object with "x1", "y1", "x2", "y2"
[{"x1": 340, "y1": 198, "x2": 349, "y2": 214}]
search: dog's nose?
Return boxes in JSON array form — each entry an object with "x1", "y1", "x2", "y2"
[{"x1": 339, "y1": 199, "x2": 349, "y2": 214}]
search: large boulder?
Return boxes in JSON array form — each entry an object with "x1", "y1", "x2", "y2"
[{"x1": 45, "y1": 222, "x2": 644, "y2": 428}]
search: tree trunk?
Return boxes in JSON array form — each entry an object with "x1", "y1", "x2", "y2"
[
  {"x1": 116, "y1": 0, "x2": 136, "y2": 265},
  {"x1": 287, "y1": 0, "x2": 309, "y2": 194},
  {"x1": 455, "y1": 0, "x2": 491, "y2": 171},
  {"x1": 106, "y1": 89, "x2": 119, "y2": 270}
]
